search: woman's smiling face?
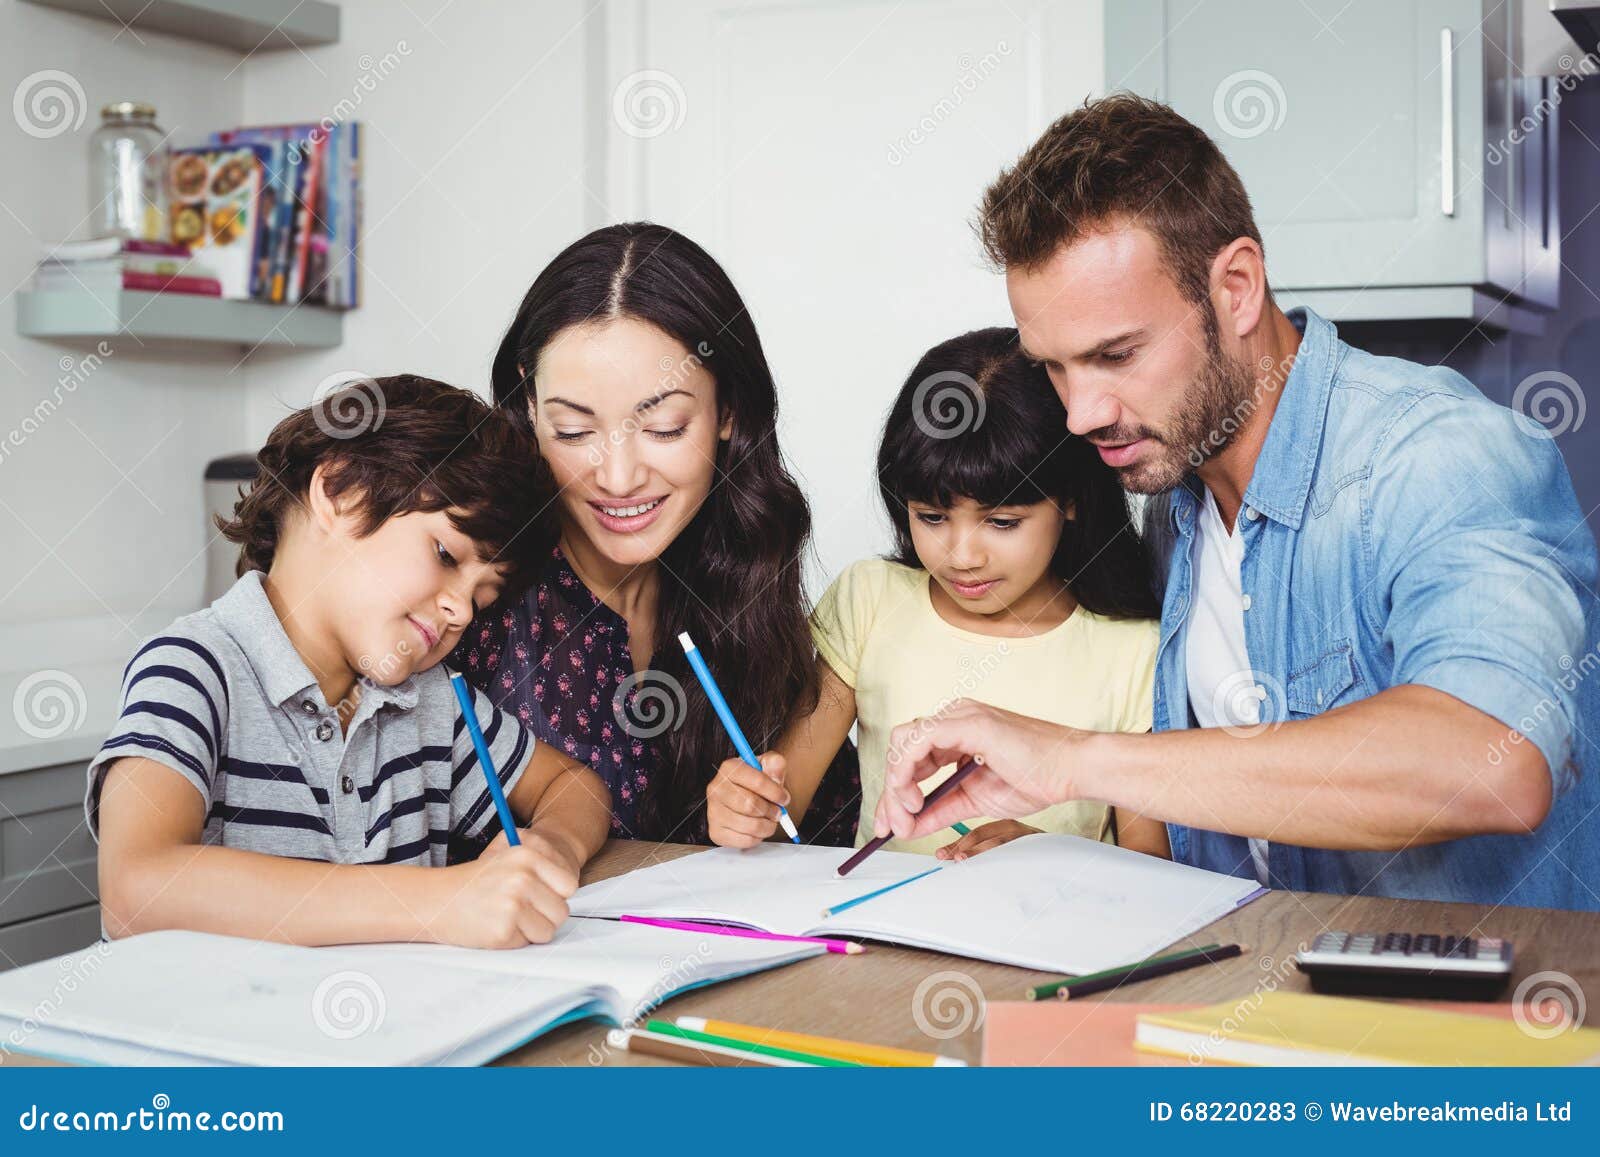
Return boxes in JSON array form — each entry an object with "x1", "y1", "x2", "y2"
[{"x1": 530, "y1": 317, "x2": 730, "y2": 569}]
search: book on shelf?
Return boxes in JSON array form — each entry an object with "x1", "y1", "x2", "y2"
[
  {"x1": 211, "y1": 121, "x2": 361, "y2": 309},
  {"x1": 31, "y1": 240, "x2": 223, "y2": 297}
]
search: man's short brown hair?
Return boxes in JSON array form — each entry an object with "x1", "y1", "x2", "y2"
[{"x1": 978, "y1": 92, "x2": 1263, "y2": 308}]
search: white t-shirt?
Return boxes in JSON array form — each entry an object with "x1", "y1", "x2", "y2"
[{"x1": 1185, "y1": 488, "x2": 1271, "y2": 885}]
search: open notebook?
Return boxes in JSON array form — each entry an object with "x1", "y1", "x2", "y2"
[
  {"x1": 0, "y1": 918, "x2": 820, "y2": 1067},
  {"x1": 570, "y1": 833, "x2": 1265, "y2": 974}
]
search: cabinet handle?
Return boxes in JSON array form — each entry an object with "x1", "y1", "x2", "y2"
[{"x1": 1440, "y1": 28, "x2": 1455, "y2": 217}]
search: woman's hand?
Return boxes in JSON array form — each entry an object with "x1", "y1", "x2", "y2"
[
  {"x1": 934, "y1": 819, "x2": 1042, "y2": 861},
  {"x1": 707, "y1": 751, "x2": 790, "y2": 848}
]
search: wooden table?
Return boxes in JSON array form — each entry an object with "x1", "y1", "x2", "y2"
[{"x1": 498, "y1": 839, "x2": 1600, "y2": 1066}]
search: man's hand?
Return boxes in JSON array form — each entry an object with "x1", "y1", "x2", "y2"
[{"x1": 874, "y1": 700, "x2": 1086, "y2": 841}]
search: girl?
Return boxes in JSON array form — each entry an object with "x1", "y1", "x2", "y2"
[
  {"x1": 453, "y1": 222, "x2": 860, "y2": 846},
  {"x1": 706, "y1": 327, "x2": 1168, "y2": 858}
]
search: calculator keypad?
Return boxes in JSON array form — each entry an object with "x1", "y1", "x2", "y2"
[{"x1": 1307, "y1": 930, "x2": 1511, "y2": 964}]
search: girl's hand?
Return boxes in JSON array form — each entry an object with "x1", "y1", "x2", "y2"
[
  {"x1": 935, "y1": 819, "x2": 1042, "y2": 861},
  {"x1": 431, "y1": 843, "x2": 578, "y2": 948},
  {"x1": 707, "y1": 752, "x2": 790, "y2": 848}
]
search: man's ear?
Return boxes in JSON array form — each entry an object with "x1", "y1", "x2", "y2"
[{"x1": 1212, "y1": 237, "x2": 1267, "y2": 342}]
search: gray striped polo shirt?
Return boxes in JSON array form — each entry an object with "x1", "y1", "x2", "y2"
[{"x1": 85, "y1": 570, "x2": 530, "y2": 865}]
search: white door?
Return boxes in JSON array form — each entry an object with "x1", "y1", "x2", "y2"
[{"x1": 600, "y1": 0, "x2": 1103, "y2": 593}]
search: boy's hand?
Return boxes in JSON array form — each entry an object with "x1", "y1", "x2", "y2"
[
  {"x1": 433, "y1": 843, "x2": 579, "y2": 948},
  {"x1": 934, "y1": 819, "x2": 1041, "y2": 862},
  {"x1": 480, "y1": 826, "x2": 583, "y2": 880},
  {"x1": 707, "y1": 752, "x2": 789, "y2": 849}
]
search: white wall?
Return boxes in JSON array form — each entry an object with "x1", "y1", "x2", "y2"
[
  {"x1": 1, "y1": 0, "x2": 1103, "y2": 700},
  {"x1": 600, "y1": 0, "x2": 1104, "y2": 593},
  {"x1": 0, "y1": 0, "x2": 247, "y2": 630},
  {"x1": 237, "y1": 0, "x2": 596, "y2": 447}
]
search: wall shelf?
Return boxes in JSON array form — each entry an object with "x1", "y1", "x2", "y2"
[
  {"x1": 16, "y1": 288, "x2": 344, "y2": 349},
  {"x1": 20, "y1": 0, "x2": 339, "y2": 53}
]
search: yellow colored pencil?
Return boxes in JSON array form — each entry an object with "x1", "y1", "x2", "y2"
[{"x1": 673, "y1": 1017, "x2": 966, "y2": 1067}]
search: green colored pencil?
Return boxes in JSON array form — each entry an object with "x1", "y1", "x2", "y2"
[
  {"x1": 642, "y1": 1019, "x2": 865, "y2": 1067},
  {"x1": 1025, "y1": 942, "x2": 1222, "y2": 1000}
]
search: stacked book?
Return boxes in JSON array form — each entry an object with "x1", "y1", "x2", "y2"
[
  {"x1": 32, "y1": 238, "x2": 221, "y2": 297},
  {"x1": 190, "y1": 121, "x2": 362, "y2": 308}
]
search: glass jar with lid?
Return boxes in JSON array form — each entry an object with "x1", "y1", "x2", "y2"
[{"x1": 88, "y1": 102, "x2": 169, "y2": 241}]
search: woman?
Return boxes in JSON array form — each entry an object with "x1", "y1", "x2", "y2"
[{"x1": 453, "y1": 222, "x2": 860, "y2": 846}]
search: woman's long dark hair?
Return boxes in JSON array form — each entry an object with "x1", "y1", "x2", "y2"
[
  {"x1": 876, "y1": 327, "x2": 1159, "y2": 620},
  {"x1": 491, "y1": 222, "x2": 819, "y2": 839}
]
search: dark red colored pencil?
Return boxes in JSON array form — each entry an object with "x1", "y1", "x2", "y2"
[{"x1": 837, "y1": 757, "x2": 983, "y2": 876}]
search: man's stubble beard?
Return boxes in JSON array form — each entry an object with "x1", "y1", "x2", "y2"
[{"x1": 1115, "y1": 315, "x2": 1257, "y2": 496}]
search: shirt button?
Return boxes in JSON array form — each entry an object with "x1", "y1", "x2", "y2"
[
  {"x1": 1316, "y1": 689, "x2": 1325, "y2": 705},
  {"x1": 1244, "y1": 505, "x2": 1260, "y2": 521},
  {"x1": 1241, "y1": 593, "x2": 1253, "y2": 611},
  {"x1": 341, "y1": 775, "x2": 355, "y2": 795},
  {"x1": 315, "y1": 720, "x2": 335, "y2": 742},
  {"x1": 300, "y1": 699, "x2": 319, "y2": 716}
]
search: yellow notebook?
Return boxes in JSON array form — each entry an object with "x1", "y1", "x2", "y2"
[{"x1": 1135, "y1": 992, "x2": 1600, "y2": 1067}]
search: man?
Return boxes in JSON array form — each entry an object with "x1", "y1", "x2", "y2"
[{"x1": 875, "y1": 93, "x2": 1599, "y2": 910}]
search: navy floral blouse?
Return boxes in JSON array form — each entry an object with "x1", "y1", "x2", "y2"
[{"x1": 451, "y1": 547, "x2": 861, "y2": 846}]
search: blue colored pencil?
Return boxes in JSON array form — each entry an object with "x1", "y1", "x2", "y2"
[
  {"x1": 678, "y1": 632, "x2": 800, "y2": 843},
  {"x1": 448, "y1": 671, "x2": 520, "y2": 847},
  {"x1": 821, "y1": 866, "x2": 942, "y2": 917}
]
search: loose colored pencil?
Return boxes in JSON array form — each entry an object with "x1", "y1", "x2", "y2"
[
  {"x1": 1058, "y1": 943, "x2": 1244, "y2": 1001},
  {"x1": 617, "y1": 1028, "x2": 807, "y2": 1068},
  {"x1": 679, "y1": 632, "x2": 800, "y2": 842},
  {"x1": 1025, "y1": 943, "x2": 1221, "y2": 1000},
  {"x1": 819, "y1": 865, "x2": 942, "y2": 917},
  {"x1": 837, "y1": 757, "x2": 983, "y2": 876},
  {"x1": 675, "y1": 1016, "x2": 966, "y2": 1067},
  {"x1": 448, "y1": 671, "x2": 519, "y2": 847},
  {"x1": 620, "y1": 914, "x2": 864, "y2": 954},
  {"x1": 642, "y1": 1019, "x2": 862, "y2": 1066}
]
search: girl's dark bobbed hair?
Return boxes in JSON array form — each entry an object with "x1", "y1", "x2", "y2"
[{"x1": 877, "y1": 326, "x2": 1159, "y2": 620}]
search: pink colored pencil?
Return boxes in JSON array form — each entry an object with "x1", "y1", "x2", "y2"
[{"x1": 619, "y1": 914, "x2": 865, "y2": 955}]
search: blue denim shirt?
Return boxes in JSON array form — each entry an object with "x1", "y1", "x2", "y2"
[{"x1": 1150, "y1": 308, "x2": 1600, "y2": 910}]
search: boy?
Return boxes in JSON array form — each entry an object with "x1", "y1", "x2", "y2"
[{"x1": 89, "y1": 374, "x2": 611, "y2": 949}]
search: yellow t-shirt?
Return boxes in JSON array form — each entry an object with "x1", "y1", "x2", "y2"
[{"x1": 811, "y1": 558, "x2": 1158, "y2": 854}]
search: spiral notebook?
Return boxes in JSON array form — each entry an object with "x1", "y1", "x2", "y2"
[
  {"x1": 570, "y1": 833, "x2": 1265, "y2": 975},
  {"x1": 0, "y1": 918, "x2": 820, "y2": 1067}
]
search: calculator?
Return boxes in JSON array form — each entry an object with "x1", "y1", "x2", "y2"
[{"x1": 1294, "y1": 931, "x2": 1514, "y2": 1000}]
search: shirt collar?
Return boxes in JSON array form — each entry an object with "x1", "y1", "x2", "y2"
[
  {"x1": 1168, "y1": 306, "x2": 1339, "y2": 534},
  {"x1": 212, "y1": 570, "x2": 420, "y2": 712}
]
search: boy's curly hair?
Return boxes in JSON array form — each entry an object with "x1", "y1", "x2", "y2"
[{"x1": 218, "y1": 374, "x2": 555, "y2": 596}]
